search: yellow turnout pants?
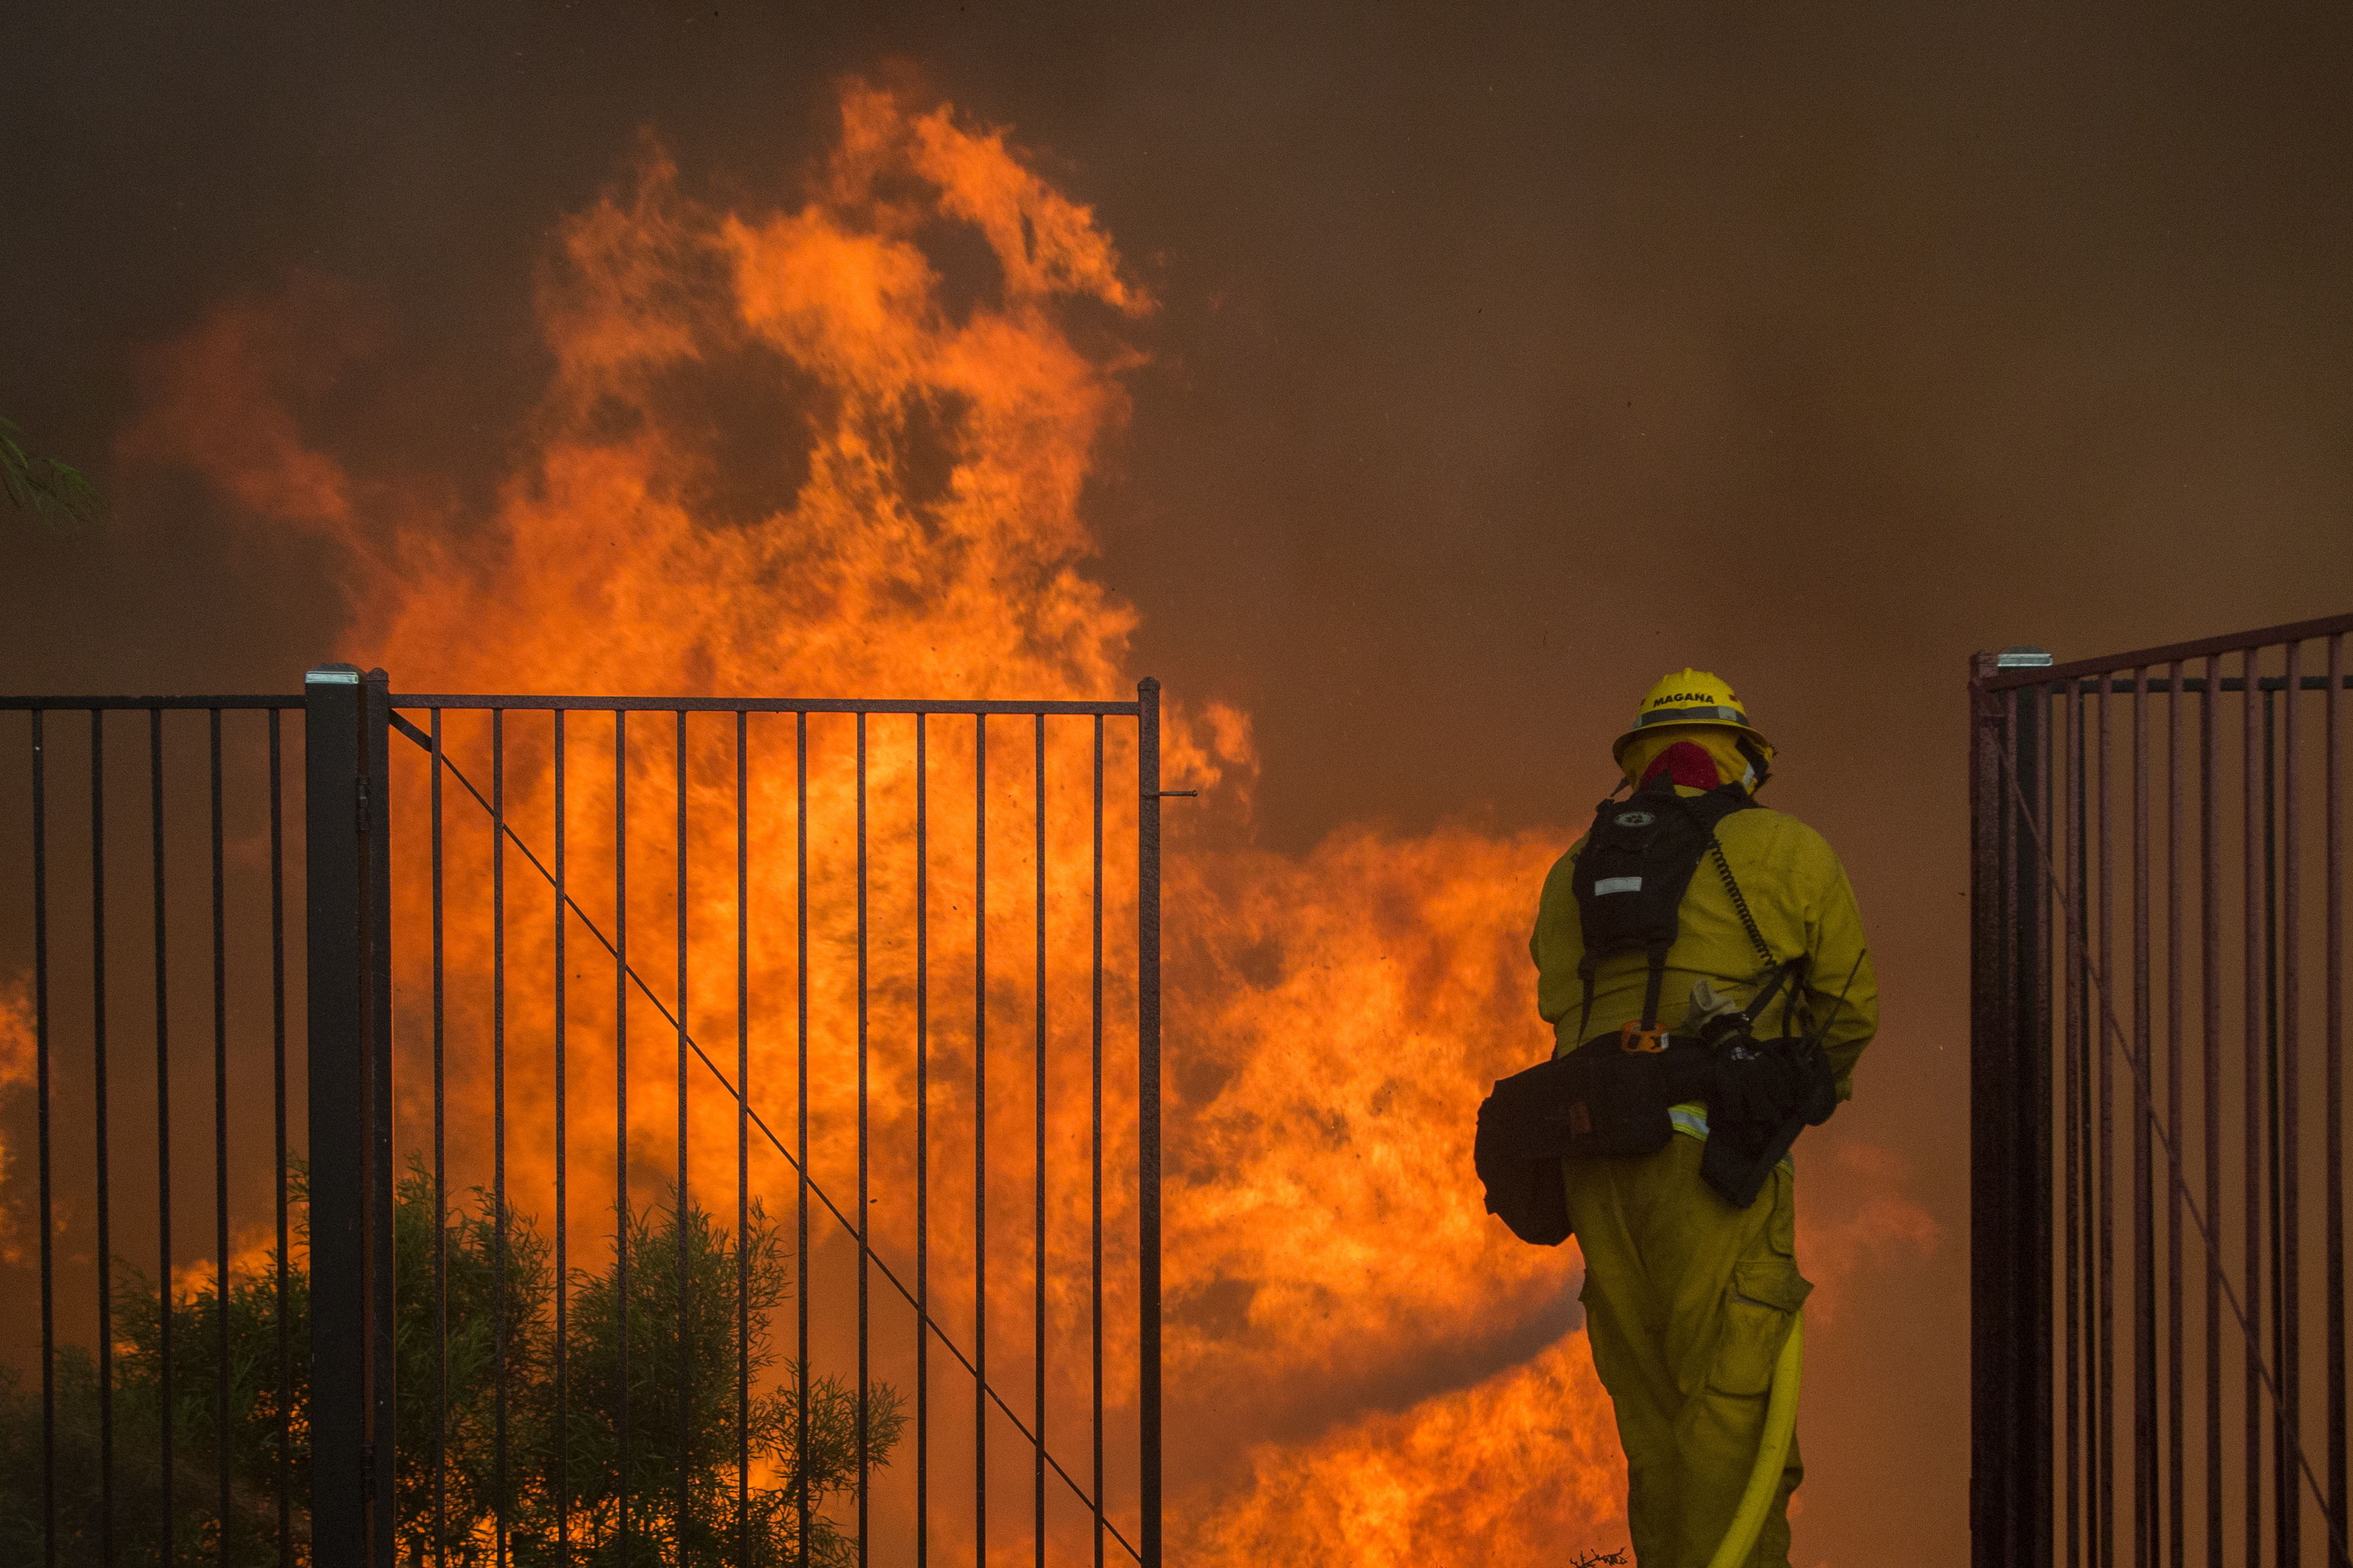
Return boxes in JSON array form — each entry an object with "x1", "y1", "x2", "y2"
[{"x1": 1564, "y1": 1131, "x2": 1811, "y2": 1568}]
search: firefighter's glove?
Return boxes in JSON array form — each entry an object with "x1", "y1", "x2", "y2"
[{"x1": 1687, "y1": 979, "x2": 1745, "y2": 1032}]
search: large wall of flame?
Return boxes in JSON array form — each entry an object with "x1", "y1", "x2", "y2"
[{"x1": 113, "y1": 85, "x2": 1664, "y2": 1558}]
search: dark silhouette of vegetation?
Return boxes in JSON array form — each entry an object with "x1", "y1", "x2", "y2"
[
  {"x1": 0, "y1": 1160, "x2": 900, "y2": 1565},
  {"x1": 1, "y1": 416, "x2": 107, "y2": 527}
]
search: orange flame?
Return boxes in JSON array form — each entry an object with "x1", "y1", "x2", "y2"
[
  {"x1": 111, "y1": 79, "x2": 1946, "y2": 1564},
  {"x1": 1181, "y1": 1330, "x2": 1626, "y2": 1562},
  {"x1": 0, "y1": 980, "x2": 34, "y2": 1268}
]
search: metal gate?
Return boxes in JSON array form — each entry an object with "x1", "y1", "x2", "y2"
[
  {"x1": 1, "y1": 665, "x2": 1167, "y2": 1568},
  {"x1": 1972, "y1": 613, "x2": 2351, "y2": 1566}
]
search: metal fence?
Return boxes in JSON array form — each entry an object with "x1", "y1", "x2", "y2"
[
  {"x1": 1972, "y1": 612, "x2": 2351, "y2": 1566},
  {"x1": 1, "y1": 666, "x2": 1167, "y2": 1568}
]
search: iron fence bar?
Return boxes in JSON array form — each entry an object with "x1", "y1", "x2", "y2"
[
  {"x1": 305, "y1": 663, "x2": 385, "y2": 1568},
  {"x1": 615, "y1": 708, "x2": 631, "y2": 1565},
  {"x1": 2096, "y1": 677, "x2": 2115, "y2": 1564},
  {"x1": 493, "y1": 710, "x2": 511, "y2": 1568},
  {"x1": 267, "y1": 709, "x2": 290, "y2": 1568},
  {"x1": 2065, "y1": 683, "x2": 2084, "y2": 1568},
  {"x1": 1984, "y1": 613, "x2": 2353, "y2": 690},
  {"x1": 2270, "y1": 670, "x2": 2290, "y2": 1562},
  {"x1": 0, "y1": 694, "x2": 1141, "y2": 714},
  {"x1": 2042, "y1": 682, "x2": 2061, "y2": 1568},
  {"x1": 2061, "y1": 691, "x2": 2080, "y2": 1568},
  {"x1": 2330, "y1": 632, "x2": 2348, "y2": 1563},
  {"x1": 2165, "y1": 661, "x2": 2186, "y2": 1568},
  {"x1": 210, "y1": 710, "x2": 231, "y2": 1568},
  {"x1": 388, "y1": 695, "x2": 1140, "y2": 716},
  {"x1": 1092, "y1": 713, "x2": 1106, "y2": 1568},
  {"x1": 735, "y1": 709, "x2": 749, "y2": 1568},
  {"x1": 795, "y1": 711, "x2": 810, "y2": 1558},
  {"x1": 2089, "y1": 682, "x2": 2108, "y2": 1568},
  {"x1": 1138, "y1": 677, "x2": 1164, "y2": 1568},
  {"x1": 430, "y1": 705, "x2": 448, "y2": 1568},
  {"x1": 2135, "y1": 674, "x2": 2157, "y2": 1565},
  {"x1": 976, "y1": 711, "x2": 989, "y2": 1567},
  {"x1": 1969, "y1": 653, "x2": 2054, "y2": 1568},
  {"x1": 2061, "y1": 682, "x2": 2080, "y2": 1561},
  {"x1": 1035, "y1": 712, "x2": 1049, "y2": 1568},
  {"x1": 366, "y1": 673, "x2": 396, "y2": 1568},
  {"x1": 674, "y1": 711, "x2": 691, "y2": 1563},
  {"x1": 553, "y1": 711, "x2": 571, "y2": 1568},
  {"x1": 31, "y1": 710, "x2": 54, "y2": 1568},
  {"x1": 1989, "y1": 677, "x2": 2353, "y2": 1561},
  {"x1": 2277, "y1": 644, "x2": 2296, "y2": 1561},
  {"x1": 151, "y1": 707, "x2": 174, "y2": 1568},
  {"x1": 390, "y1": 699, "x2": 1150, "y2": 1557},
  {"x1": 857, "y1": 711, "x2": 871, "y2": 1565},
  {"x1": 2201, "y1": 657, "x2": 2223, "y2": 1568},
  {"x1": 2244, "y1": 650, "x2": 2263, "y2": 1566},
  {"x1": 91, "y1": 707, "x2": 114, "y2": 1568},
  {"x1": 1998, "y1": 677, "x2": 2353, "y2": 698},
  {"x1": 916, "y1": 712, "x2": 930, "y2": 1568},
  {"x1": 0, "y1": 697, "x2": 304, "y2": 710}
]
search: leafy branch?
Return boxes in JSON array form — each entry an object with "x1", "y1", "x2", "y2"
[
  {"x1": 0, "y1": 1158, "x2": 901, "y2": 1566},
  {"x1": 2, "y1": 416, "x2": 107, "y2": 527}
]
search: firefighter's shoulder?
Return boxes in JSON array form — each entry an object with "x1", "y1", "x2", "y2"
[{"x1": 1717, "y1": 802, "x2": 1846, "y2": 878}]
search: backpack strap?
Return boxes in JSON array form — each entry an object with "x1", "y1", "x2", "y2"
[
  {"x1": 1576, "y1": 940, "x2": 1685, "y2": 1039},
  {"x1": 1639, "y1": 939, "x2": 1668, "y2": 1031}
]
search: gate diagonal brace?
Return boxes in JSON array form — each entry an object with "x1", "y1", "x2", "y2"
[{"x1": 388, "y1": 707, "x2": 1142, "y2": 1563}]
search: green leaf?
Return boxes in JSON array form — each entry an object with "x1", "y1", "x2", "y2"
[{"x1": 1, "y1": 414, "x2": 109, "y2": 528}]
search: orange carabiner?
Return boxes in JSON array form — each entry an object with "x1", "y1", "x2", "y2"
[{"x1": 1619, "y1": 1022, "x2": 1670, "y2": 1054}]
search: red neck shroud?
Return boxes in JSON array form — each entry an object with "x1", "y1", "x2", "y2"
[{"x1": 1639, "y1": 739, "x2": 1721, "y2": 792}]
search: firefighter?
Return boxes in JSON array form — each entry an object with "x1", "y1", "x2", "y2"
[{"x1": 1527, "y1": 669, "x2": 1877, "y2": 1567}]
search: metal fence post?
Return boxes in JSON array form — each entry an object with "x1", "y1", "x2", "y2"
[
  {"x1": 1136, "y1": 677, "x2": 1163, "y2": 1568},
  {"x1": 306, "y1": 663, "x2": 394, "y2": 1568},
  {"x1": 1972, "y1": 648, "x2": 2056, "y2": 1567}
]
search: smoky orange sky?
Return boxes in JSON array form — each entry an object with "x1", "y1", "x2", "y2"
[{"x1": 6, "y1": 8, "x2": 2353, "y2": 1566}]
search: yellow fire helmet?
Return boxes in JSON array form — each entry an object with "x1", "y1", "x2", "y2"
[{"x1": 1611, "y1": 667, "x2": 1776, "y2": 768}]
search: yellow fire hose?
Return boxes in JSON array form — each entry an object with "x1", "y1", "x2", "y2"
[{"x1": 1703, "y1": 1309, "x2": 1805, "y2": 1568}]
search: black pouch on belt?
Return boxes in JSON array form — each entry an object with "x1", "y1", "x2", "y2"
[
  {"x1": 1696, "y1": 1032, "x2": 1839, "y2": 1209},
  {"x1": 1473, "y1": 1033, "x2": 1713, "y2": 1245}
]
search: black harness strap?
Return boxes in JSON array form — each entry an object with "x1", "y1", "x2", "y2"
[
  {"x1": 1576, "y1": 939, "x2": 1672, "y2": 1040},
  {"x1": 1576, "y1": 953, "x2": 1598, "y2": 1043},
  {"x1": 1640, "y1": 940, "x2": 1668, "y2": 1030}
]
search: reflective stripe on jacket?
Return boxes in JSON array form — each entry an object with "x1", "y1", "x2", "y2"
[{"x1": 1528, "y1": 789, "x2": 1877, "y2": 1101}]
